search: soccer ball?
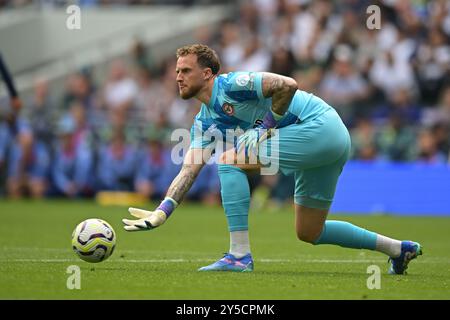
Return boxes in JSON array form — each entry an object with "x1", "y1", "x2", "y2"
[{"x1": 71, "y1": 219, "x2": 116, "y2": 263}]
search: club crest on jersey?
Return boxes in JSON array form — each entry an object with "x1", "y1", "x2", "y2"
[{"x1": 222, "y1": 102, "x2": 234, "y2": 116}]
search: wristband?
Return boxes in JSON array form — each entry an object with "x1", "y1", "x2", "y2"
[
  {"x1": 271, "y1": 109, "x2": 284, "y2": 121},
  {"x1": 261, "y1": 108, "x2": 284, "y2": 129},
  {"x1": 157, "y1": 197, "x2": 178, "y2": 218}
]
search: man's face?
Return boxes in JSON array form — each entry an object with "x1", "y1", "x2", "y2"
[{"x1": 176, "y1": 54, "x2": 209, "y2": 99}]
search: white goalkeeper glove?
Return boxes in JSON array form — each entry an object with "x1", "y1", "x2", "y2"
[
  {"x1": 122, "y1": 208, "x2": 167, "y2": 231},
  {"x1": 236, "y1": 108, "x2": 282, "y2": 157},
  {"x1": 236, "y1": 127, "x2": 274, "y2": 157},
  {"x1": 122, "y1": 197, "x2": 178, "y2": 231}
]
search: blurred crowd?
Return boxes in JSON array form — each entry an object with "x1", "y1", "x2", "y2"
[
  {"x1": 1, "y1": 0, "x2": 450, "y2": 204},
  {"x1": 0, "y1": 0, "x2": 223, "y2": 9}
]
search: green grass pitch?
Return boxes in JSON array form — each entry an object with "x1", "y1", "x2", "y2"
[{"x1": 0, "y1": 200, "x2": 449, "y2": 299}]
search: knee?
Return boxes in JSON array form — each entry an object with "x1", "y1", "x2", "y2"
[
  {"x1": 218, "y1": 150, "x2": 236, "y2": 165},
  {"x1": 218, "y1": 152, "x2": 226, "y2": 165},
  {"x1": 296, "y1": 228, "x2": 323, "y2": 244}
]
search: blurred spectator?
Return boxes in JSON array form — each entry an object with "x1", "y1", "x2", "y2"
[
  {"x1": 26, "y1": 77, "x2": 58, "y2": 149},
  {"x1": 148, "y1": 112, "x2": 173, "y2": 144},
  {"x1": 219, "y1": 20, "x2": 245, "y2": 72},
  {"x1": 96, "y1": 128, "x2": 138, "y2": 191},
  {"x1": 7, "y1": 128, "x2": 50, "y2": 199},
  {"x1": 193, "y1": 24, "x2": 215, "y2": 47},
  {"x1": 168, "y1": 97, "x2": 199, "y2": 130},
  {"x1": 350, "y1": 118, "x2": 378, "y2": 161},
  {"x1": 269, "y1": 46, "x2": 296, "y2": 77},
  {"x1": 431, "y1": 122, "x2": 450, "y2": 159},
  {"x1": 130, "y1": 38, "x2": 153, "y2": 72},
  {"x1": 307, "y1": 8, "x2": 341, "y2": 67},
  {"x1": 415, "y1": 128, "x2": 448, "y2": 164},
  {"x1": 429, "y1": 0, "x2": 450, "y2": 37},
  {"x1": 266, "y1": 16, "x2": 293, "y2": 60},
  {"x1": 369, "y1": 49, "x2": 417, "y2": 101},
  {"x1": 0, "y1": 122, "x2": 9, "y2": 168},
  {"x1": 372, "y1": 87, "x2": 421, "y2": 125},
  {"x1": 235, "y1": 35, "x2": 271, "y2": 72},
  {"x1": 62, "y1": 72, "x2": 96, "y2": 111},
  {"x1": 376, "y1": 112, "x2": 416, "y2": 162},
  {"x1": 335, "y1": 9, "x2": 361, "y2": 50},
  {"x1": 131, "y1": 67, "x2": 153, "y2": 129},
  {"x1": 421, "y1": 86, "x2": 450, "y2": 126},
  {"x1": 134, "y1": 134, "x2": 175, "y2": 200},
  {"x1": 252, "y1": 0, "x2": 279, "y2": 40},
  {"x1": 320, "y1": 45, "x2": 369, "y2": 124},
  {"x1": 413, "y1": 27, "x2": 450, "y2": 105},
  {"x1": 289, "y1": 0, "x2": 318, "y2": 64},
  {"x1": 102, "y1": 59, "x2": 138, "y2": 118},
  {"x1": 293, "y1": 66, "x2": 323, "y2": 95},
  {"x1": 238, "y1": 1, "x2": 260, "y2": 36},
  {"x1": 132, "y1": 66, "x2": 175, "y2": 130},
  {"x1": 97, "y1": 101, "x2": 139, "y2": 145},
  {"x1": 51, "y1": 115, "x2": 94, "y2": 197}
]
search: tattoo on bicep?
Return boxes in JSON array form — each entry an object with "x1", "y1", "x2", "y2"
[
  {"x1": 262, "y1": 73, "x2": 296, "y2": 114},
  {"x1": 262, "y1": 73, "x2": 284, "y2": 98},
  {"x1": 166, "y1": 164, "x2": 198, "y2": 203}
]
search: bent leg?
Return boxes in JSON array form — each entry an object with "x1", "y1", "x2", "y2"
[
  {"x1": 217, "y1": 158, "x2": 252, "y2": 259},
  {"x1": 218, "y1": 164, "x2": 250, "y2": 232},
  {"x1": 295, "y1": 204, "x2": 328, "y2": 243},
  {"x1": 295, "y1": 204, "x2": 377, "y2": 250}
]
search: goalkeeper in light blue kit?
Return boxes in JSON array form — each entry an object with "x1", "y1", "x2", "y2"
[{"x1": 123, "y1": 44, "x2": 422, "y2": 275}]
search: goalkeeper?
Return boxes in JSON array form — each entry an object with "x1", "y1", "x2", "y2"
[{"x1": 123, "y1": 44, "x2": 422, "y2": 275}]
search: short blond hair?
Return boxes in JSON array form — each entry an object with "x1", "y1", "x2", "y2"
[{"x1": 176, "y1": 44, "x2": 221, "y2": 75}]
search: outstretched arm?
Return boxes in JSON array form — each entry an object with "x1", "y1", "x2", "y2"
[
  {"x1": 122, "y1": 148, "x2": 211, "y2": 231},
  {"x1": 261, "y1": 72, "x2": 298, "y2": 117},
  {"x1": 165, "y1": 148, "x2": 207, "y2": 203}
]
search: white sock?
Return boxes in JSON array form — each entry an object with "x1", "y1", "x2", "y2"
[
  {"x1": 376, "y1": 234, "x2": 402, "y2": 258},
  {"x1": 229, "y1": 230, "x2": 251, "y2": 259}
]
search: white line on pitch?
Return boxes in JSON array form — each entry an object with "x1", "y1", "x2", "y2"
[{"x1": 0, "y1": 258, "x2": 424, "y2": 264}]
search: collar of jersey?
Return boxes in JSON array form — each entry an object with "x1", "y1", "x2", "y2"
[{"x1": 207, "y1": 77, "x2": 219, "y2": 109}]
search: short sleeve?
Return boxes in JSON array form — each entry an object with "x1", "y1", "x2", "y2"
[
  {"x1": 226, "y1": 71, "x2": 264, "y2": 101},
  {"x1": 189, "y1": 118, "x2": 218, "y2": 150}
]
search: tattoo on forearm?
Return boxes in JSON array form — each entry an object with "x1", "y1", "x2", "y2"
[
  {"x1": 262, "y1": 73, "x2": 297, "y2": 115},
  {"x1": 166, "y1": 164, "x2": 198, "y2": 203}
]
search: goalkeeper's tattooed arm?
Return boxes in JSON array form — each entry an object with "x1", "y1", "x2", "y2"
[
  {"x1": 167, "y1": 163, "x2": 201, "y2": 204},
  {"x1": 167, "y1": 147, "x2": 210, "y2": 203},
  {"x1": 261, "y1": 72, "x2": 298, "y2": 116},
  {"x1": 122, "y1": 148, "x2": 210, "y2": 231}
]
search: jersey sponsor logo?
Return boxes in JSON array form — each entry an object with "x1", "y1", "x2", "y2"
[
  {"x1": 253, "y1": 119, "x2": 263, "y2": 128},
  {"x1": 236, "y1": 74, "x2": 250, "y2": 86},
  {"x1": 222, "y1": 102, "x2": 235, "y2": 116}
]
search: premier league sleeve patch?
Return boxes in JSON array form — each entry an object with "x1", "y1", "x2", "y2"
[{"x1": 236, "y1": 73, "x2": 250, "y2": 87}]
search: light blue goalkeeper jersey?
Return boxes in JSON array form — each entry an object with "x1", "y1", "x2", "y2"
[{"x1": 190, "y1": 71, "x2": 333, "y2": 149}]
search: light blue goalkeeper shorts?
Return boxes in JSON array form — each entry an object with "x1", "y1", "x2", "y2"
[{"x1": 259, "y1": 108, "x2": 351, "y2": 210}]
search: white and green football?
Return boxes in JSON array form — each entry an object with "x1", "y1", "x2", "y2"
[{"x1": 71, "y1": 219, "x2": 116, "y2": 263}]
